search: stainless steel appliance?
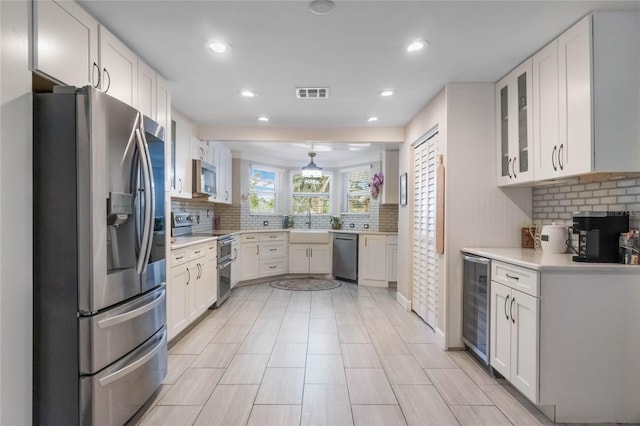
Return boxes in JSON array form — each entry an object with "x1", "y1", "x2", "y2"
[
  {"x1": 333, "y1": 233, "x2": 358, "y2": 281},
  {"x1": 215, "y1": 235, "x2": 235, "y2": 307},
  {"x1": 192, "y1": 159, "x2": 217, "y2": 198},
  {"x1": 462, "y1": 254, "x2": 491, "y2": 365},
  {"x1": 572, "y1": 211, "x2": 630, "y2": 262},
  {"x1": 33, "y1": 86, "x2": 167, "y2": 426}
]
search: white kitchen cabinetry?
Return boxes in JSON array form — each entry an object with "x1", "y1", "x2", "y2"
[
  {"x1": 289, "y1": 244, "x2": 331, "y2": 274},
  {"x1": 206, "y1": 141, "x2": 233, "y2": 204},
  {"x1": 358, "y1": 234, "x2": 388, "y2": 287},
  {"x1": 381, "y1": 150, "x2": 399, "y2": 204},
  {"x1": 490, "y1": 261, "x2": 539, "y2": 403},
  {"x1": 386, "y1": 236, "x2": 398, "y2": 282},
  {"x1": 241, "y1": 233, "x2": 288, "y2": 281},
  {"x1": 137, "y1": 60, "x2": 156, "y2": 119},
  {"x1": 496, "y1": 59, "x2": 534, "y2": 186},
  {"x1": 171, "y1": 112, "x2": 193, "y2": 198},
  {"x1": 32, "y1": 0, "x2": 99, "y2": 88},
  {"x1": 532, "y1": 13, "x2": 640, "y2": 181},
  {"x1": 168, "y1": 241, "x2": 217, "y2": 341},
  {"x1": 156, "y1": 75, "x2": 172, "y2": 190},
  {"x1": 98, "y1": 26, "x2": 137, "y2": 106}
]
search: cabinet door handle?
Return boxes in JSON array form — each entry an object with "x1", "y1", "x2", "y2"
[
  {"x1": 512, "y1": 156, "x2": 517, "y2": 179},
  {"x1": 233, "y1": 248, "x2": 238, "y2": 261},
  {"x1": 186, "y1": 267, "x2": 191, "y2": 285},
  {"x1": 558, "y1": 144, "x2": 564, "y2": 170},
  {"x1": 504, "y1": 294, "x2": 510, "y2": 320},
  {"x1": 552, "y1": 145, "x2": 557, "y2": 171},
  {"x1": 510, "y1": 297, "x2": 516, "y2": 324},
  {"x1": 306, "y1": 248, "x2": 309, "y2": 257},
  {"x1": 505, "y1": 273, "x2": 520, "y2": 281},
  {"x1": 310, "y1": 248, "x2": 313, "y2": 257},
  {"x1": 365, "y1": 237, "x2": 368, "y2": 247},
  {"x1": 103, "y1": 67, "x2": 111, "y2": 93},
  {"x1": 507, "y1": 157, "x2": 512, "y2": 179},
  {"x1": 92, "y1": 62, "x2": 101, "y2": 88},
  {"x1": 225, "y1": 190, "x2": 229, "y2": 201},
  {"x1": 178, "y1": 178, "x2": 183, "y2": 193},
  {"x1": 257, "y1": 245, "x2": 260, "y2": 255}
]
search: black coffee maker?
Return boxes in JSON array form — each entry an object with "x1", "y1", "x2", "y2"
[{"x1": 572, "y1": 211, "x2": 629, "y2": 262}]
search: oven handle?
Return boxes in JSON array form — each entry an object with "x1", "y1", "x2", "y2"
[{"x1": 217, "y1": 259, "x2": 235, "y2": 270}]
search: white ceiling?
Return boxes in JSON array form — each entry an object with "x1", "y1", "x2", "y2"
[{"x1": 79, "y1": 0, "x2": 640, "y2": 130}]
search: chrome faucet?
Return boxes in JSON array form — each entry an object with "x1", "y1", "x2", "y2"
[{"x1": 305, "y1": 210, "x2": 311, "y2": 229}]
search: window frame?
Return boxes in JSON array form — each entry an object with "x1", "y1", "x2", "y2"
[
  {"x1": 289, "y1": 170, "x2": 333, "y2": 216},
  {"x1": 341, "y1": 165, "x2": 372, "y2": 214},
  {"x1": 248, "y1": 165, "x2": 282, "y2": 215}
]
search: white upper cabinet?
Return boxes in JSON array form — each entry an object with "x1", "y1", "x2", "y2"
[
  {"x1": 171, "y1": 112, "x2": 193, "y2": 198},
  {"x1": 381, "y1": 150, "x2": 399, "y2": 204},
  {"x1": 531, "y1": 12, "x2": 640, "y2": 182},
  {"x1": 137, "y1": 60, "x2": 156, "y2": 118},
  {"x1": 496, "y1": 59, "x2": 534, "y2": 186},
  {"x1": 207, "y1": 141, "x2": 233, "y2": 204},
  {"x1": 32, "y1": 0, "x2": 99, "y2": 88},
  {"x1": 98, "y1": 26, "x2": 137, "y2": 106}
]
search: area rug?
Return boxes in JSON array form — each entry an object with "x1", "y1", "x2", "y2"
[{"x1": 269, "y1": 277, "x2": 342, "y2": 291}]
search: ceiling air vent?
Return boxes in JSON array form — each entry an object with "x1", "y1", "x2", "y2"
[{"x1": 296, "y1": 87, "x2": 329, "y2": 99}]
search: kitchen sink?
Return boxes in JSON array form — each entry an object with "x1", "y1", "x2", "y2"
[{"x1": 289, "y1": 230, "x2": 331, "y2": 244}]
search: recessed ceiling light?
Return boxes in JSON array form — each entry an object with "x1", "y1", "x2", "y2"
[
  {"x1": 208, "y1": 41, "x2": 230, "y2": 53},
  {"x1": 407, "y1": 40, "x2": 428, "y2": 53},
  {"x1": 380, "y1": 90, "x2": 394, "y2": 97},
  {"x1": 257, "y1": 116, "x2": 269, "y2": 122},
  {"x1": 367, "y1": 116, "x2": 379, "y2": 122},
  {"x1": 309, "y1": 0, "x2": 335, "y2": 15},
  {"x1": 240, "y1": 90, "x2": 256, "y2": 98}
]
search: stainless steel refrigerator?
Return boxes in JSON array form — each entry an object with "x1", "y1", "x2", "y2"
[{"x1": 33, "y1": 86, "x2": 167, "y2": 425}]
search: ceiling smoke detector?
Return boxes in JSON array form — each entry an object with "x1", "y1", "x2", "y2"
[
  {"x1": 309, "y1": 0, "x2": 335, "y2": 15},
  {"x1": 296, "y1": 87, "x2": 329, "y2": 99}
]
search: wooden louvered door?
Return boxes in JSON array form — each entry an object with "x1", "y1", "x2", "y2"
[{"x1": 412, "y1": 132, "x2": 438, "y2": 328}]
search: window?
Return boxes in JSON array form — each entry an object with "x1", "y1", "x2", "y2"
[
  {"x1": 343, "y1": 167, "x2": 371, "y2": 213},
  {"x1": 291, "y1": 173, "x2": 331, "y2": 214},
  {"x1": 249, "y1": 167, "x2": 277, "y2": 214}
]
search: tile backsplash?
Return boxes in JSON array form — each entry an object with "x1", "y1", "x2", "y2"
[
  {"x1": 532, "y1": 176, "x2": 640, "y2": 230},
  {"x1": 170, "y1": 199, "x2": 215, "y2": 233}
]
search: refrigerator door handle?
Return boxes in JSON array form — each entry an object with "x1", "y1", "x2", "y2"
[
  {"x1": 97, "y1": 332, "x2": 165, "y2": 387},
  {"x1": 135, "y1": 129, "x2": 153, "y2": 275},
  {"x1": 97, "y1": 289, "x2": 165, "y2": 329},
  {"x1": 138, "y1": 126, "x2": 156, "y2": 274}
]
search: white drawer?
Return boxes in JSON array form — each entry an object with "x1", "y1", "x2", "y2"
[
  {"x1": 260, "y1": 241, "x2": 287, "y2": 259},
  {"x1": 260, "y1": 232, "x2": 287, "y2": 242},
  {"x1": 241, "y1": 233, "x2": 260, "y2": 243},
  {"x1": 205, "y1": 241, "x2": 217, "y2": 253},
  {"x1": 171, "y1": 248, "x2": 192, "y2": 267},
  {"x1": 260, "y1": 259, "x2": 287, "y2": 277},
  {"x1": 491, "y1": 261, "x2": 539, "y2": 297},
  {"x1": 191, "y1": 243, "x2": 208, "y2": 259}
]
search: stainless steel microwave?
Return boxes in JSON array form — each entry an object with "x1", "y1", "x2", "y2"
[{"x1": 192, "y1": 159, "x2": 217, "y2": 198}]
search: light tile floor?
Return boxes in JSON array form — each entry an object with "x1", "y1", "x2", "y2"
[{"x1": 128, "y1": 281, "x2": 594, "y2": 426}]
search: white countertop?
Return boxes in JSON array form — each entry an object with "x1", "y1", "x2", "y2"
[
  {"x1": 171, "y1": 229, "x2": 398, "y2": 249},
  {"x1": 461, "y1": 247, "x2": 640, "y2": 273}
]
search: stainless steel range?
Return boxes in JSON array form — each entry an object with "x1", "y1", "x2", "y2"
[{"x1": 171, "y1": 212, "x2": 235, "y2": 307}]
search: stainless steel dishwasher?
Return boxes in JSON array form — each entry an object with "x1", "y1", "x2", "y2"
[{"x1": 332, "y1": 233, "x2": 358, "y2": 281}]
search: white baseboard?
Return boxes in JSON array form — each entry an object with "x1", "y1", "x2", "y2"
[
  {"x1": 395, "y1": 292, "x2": 411, "y2": 311},
  {"x1": 435, "y1": 327, "x2": 446, "y2": 349}
]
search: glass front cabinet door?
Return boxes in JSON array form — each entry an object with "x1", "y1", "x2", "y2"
[{"x1": 496, "y1": 59, "x2": 534, "y2": 186}]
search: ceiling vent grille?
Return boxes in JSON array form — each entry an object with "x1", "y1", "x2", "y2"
[{"x1": 296, "y1": 87, "x2": 329, "y2": 99}]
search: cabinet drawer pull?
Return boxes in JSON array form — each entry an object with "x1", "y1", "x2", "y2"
[
  {"x1": 510, "y1": 297, "x2": 516, "y2": 324},
  {"x1": 505, "y1": 273, "x2": 519, "y2": 281},
  {"x1": 552, "y1": 145, "x2": 557, "y2": 171},
  {"x1": 194, "y1": 250, "x2": 201, "y2": 254},
  {"x1": 504, "y1": 294, "x2": 510, "y2": 320},
  {"x1": 269, "y1": 235, "x2": 277, "y2": 239},
  {"x1": 175, "y1": 255, "x2": 184, "y2": 260},
  {"x1": 270, "y1": 248, "x2": 277, "y2": 252},
  {"x1": 270, "y1": 266, "x2": 277, "y2": 269}
]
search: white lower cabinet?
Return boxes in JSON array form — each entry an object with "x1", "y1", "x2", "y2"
[
  {"x1": 240, "y1": 233, "x2": 287, "y2": 281},
  {"x1": 289, "y1": 244, "x2": 331, "y2": 274},
  {"x1": 386, "y1": 236, "x2": 398, "y2": 282},
  {"x1": 359, "y1": 234, "x2": 388, "y2": 286},
  {"x1": 168, "y1": 241, "x2": 217, "y2": 342},
  {"x1": 490, "y1": 262, "x2": 539, "y2": 403}
]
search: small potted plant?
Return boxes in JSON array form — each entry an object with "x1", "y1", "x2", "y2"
[{"x1": 330, "y1": 216, "x2": 342, "y2": 230}]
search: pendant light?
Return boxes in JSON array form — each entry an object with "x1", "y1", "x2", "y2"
[{"x1": 301, "y1": 151, "x2": 323, "y2": 177}]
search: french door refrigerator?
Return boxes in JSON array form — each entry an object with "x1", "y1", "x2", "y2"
[{"x1": 33, "y1": 86, "x2": 167, "y2": 425}]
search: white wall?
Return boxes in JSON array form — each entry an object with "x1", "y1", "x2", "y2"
[
  {"x1": 198, "y1": 125, "x2": 404, "y2": 143},
  {"x1": 1, "y1": 0, "x2": 33, "y2": 423}
]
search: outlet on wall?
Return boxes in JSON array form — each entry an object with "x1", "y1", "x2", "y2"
[
  {"x1": 349, "y1": 223, "x2": 355, "y2": 228},
  {"x1": 263, "y1": 220, "x2": 269, "y2": 227},
  {"x1": 363, "y1": 224, "x2": 369, "y2": 229}
]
